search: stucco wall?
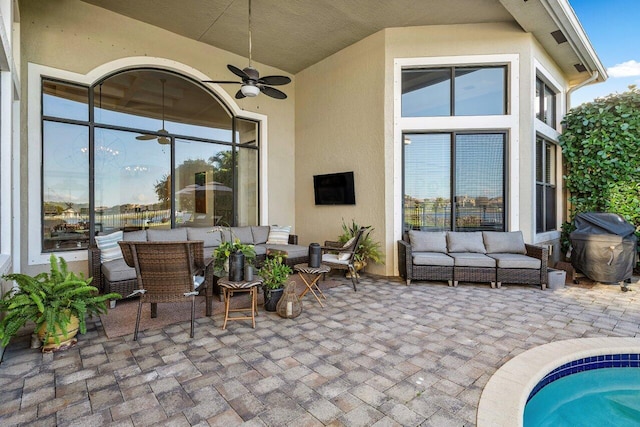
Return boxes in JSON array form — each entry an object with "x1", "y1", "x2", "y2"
[
  {"x1": 295, "y1": 31, "x2": 387, "y2": 275},
  {"x1": 19, "y1": 0, "x2": 295, "y2": 275},
  {"x1": 296, "y1": 22, "x2": 569, "y2": 276}
]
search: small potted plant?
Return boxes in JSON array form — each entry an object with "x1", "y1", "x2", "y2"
[
  {"x1": 338, "y1": 219, "x2": 384, "y2": 277},
  {"x1": 0, "y1": 254, "x2": 121, "y2": 352},
  {"x1": 213, "y1": 238, "x2": 257, "y2": 278},
  {"x1": 259, "y1": 253, "x2": 292, "y2": 311}
]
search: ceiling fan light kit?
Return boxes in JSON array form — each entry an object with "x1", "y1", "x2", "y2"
[{"x1": 203, "y1": 0, "x2": 291, "y2": 100}]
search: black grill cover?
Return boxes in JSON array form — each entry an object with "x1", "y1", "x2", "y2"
[{"x1": 570, "y1": 212, "x2": 637, "y2": 283}]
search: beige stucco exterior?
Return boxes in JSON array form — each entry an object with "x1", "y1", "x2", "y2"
[{"x1": 18, "y1": 0, "x2": 577, "y2": 277}]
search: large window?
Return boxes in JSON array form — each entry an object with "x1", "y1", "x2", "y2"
[
  {"x1": 403, "y1": 133, "x2": 505, "y2": 232},
  {"x1": 535, "y1": 77, "x2": 556, "y2": 128},
  {"x1": 401, "y1": 66, "x2": 507, "y2": 117},
  {"x1": 536, "y1": 137, "x2": 557, "y2": 233},
  {"x1": 42, "y1": 69, "x2": 259, "y2": 251}
]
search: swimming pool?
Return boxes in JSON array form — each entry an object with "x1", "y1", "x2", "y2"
[
  {"x1": 477, "y1": 338, "x2": 640, "y2": 427},
  {"x1": 524, "y1": 361, "x2": 640, "y2": 426}
]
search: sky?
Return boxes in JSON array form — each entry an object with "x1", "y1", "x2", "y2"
[{"x1": 569, "y1": 0, "x2": 640, "y2": 107}]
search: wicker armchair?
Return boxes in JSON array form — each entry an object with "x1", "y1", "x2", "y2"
[
  {"x1": 118, "y1": 241, "x2": 212, "y2": 340},
  {"x1": 320, "y1": 227, "x2": 368, "y2": 291}
]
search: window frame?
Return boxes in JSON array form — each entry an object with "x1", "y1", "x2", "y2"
[
  {"x1": 535, "y1": 76, "x2": 558, "y2": 129},
  {"x1": 28, "y1": 60, "x2": 268, "y2": 265},
  {"x1": 535, "y1": 136, "x2": 557, "y2": 233}
]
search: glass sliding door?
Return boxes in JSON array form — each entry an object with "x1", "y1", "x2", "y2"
[
  {"x1": 403, "y1": 132, "x2": 505, "y2": 232},
  {"x1": 236, "y1": 119, "x2": 259, "y2": 226}
]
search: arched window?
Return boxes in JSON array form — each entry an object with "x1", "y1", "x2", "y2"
[{"x1": 42, "y1": 68, "x2": 259, "y2": 252}]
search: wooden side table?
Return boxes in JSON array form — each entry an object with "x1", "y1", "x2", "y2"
[
  {"x1": 217, "y1": 276, "x2": 263, "y2": 329},
  {"x1": 294, "y1": 263, "x2": 330, "y2": 307}
]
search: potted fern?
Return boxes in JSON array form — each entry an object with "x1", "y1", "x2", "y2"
[{"x1": 0, "y1": 254, "x2": 120, "y2": 351}]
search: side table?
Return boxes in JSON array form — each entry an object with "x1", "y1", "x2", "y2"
[
  {"x1": 217, "y1": 276, "x2": 263, "y2": 329},
  {"x1": 294, "y1": 263, "x2": 330, "y2": 308}
]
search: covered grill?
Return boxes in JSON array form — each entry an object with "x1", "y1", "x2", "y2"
[{"x1": 570, "y1": 212, "x2": 637, "y2": 284}]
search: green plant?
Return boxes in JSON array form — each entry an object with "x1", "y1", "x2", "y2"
[
  {"x1": 338, "y1": 219, "x2": 384, "y2": 264},
  {"x1": 213, "y1": 238, "x2": 257, "y2": 276},
  {"x1": 559, "y1": 86, "x2": 640, "y2": 226},
  {"x1": 0, "y1": 254, "x2": 121, "y2": 347},
  {"x1": 259, "y1": 254, "x2": 292, "y2": 290}
]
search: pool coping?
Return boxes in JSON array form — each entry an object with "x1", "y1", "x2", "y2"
[{"x1": 476, "y1": 337, "x2": 640, "y2": 427}]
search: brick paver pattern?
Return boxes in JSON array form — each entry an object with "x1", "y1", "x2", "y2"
[{"x1": 1, "y1": 275, "x2": 639, "y2": 426}]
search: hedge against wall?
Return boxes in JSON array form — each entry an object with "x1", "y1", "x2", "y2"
[{"x1": 559, "y1": 86, "x2": 640, "y2": 227}]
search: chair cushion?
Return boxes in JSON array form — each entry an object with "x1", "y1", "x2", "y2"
[
  {"x1": 447, "y1": 232, "x2": 486, "y2": 254},
  {"x1": 147, "y1": 228, "x2": 187, "y2": 241},
  {"x1": 409, "y1": 231, "x2": 447, "y2": 253},
  {"x1": 322, "y1": 253, "x2": 349, "y2": 265},
  {"x1": 448, "y1": 253, "x2": 496, "y2": 267},
  {"x1": 187, "y1": 227, "x2": 222, "y2": 247},
  {"x1": 251, "y1": 226, "x2": 271, "y2": 244},
  {"x1": 95, "y1": 231, "x2": 124, "y2": 263},
  {"x1": 102, "y1": 258, "x2": 136, "y2": 283},
  {"x1": 483, "y1": 231, "x2": 526, "y2": 254},
  {"x1": 231, "y1": 226, "x2": 254, "y2": 244},
  {"x1": 123, "y1": 230, "x2": 147, "y2": 242},
  {"x1": 412, "y1": 252, "x2": 454, "y2": 267},
  {"x1": 267, "y1": 225, "x2": 291, "y2": 245},
  {"x1": 488, "y1": 253, "x2": 541, "y2": 269}
]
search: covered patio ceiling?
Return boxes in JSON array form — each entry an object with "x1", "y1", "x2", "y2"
[{"x1": 79, "y1": 0, "x2": 605, "y2": 85}]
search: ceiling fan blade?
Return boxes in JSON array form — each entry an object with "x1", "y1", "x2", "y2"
[
  {"x1": 259, "y1": 75, "x2": 291, "y2": 86},
  {"x1": 228, "y1": 64, "x2": 250, "y2": 80},
  {"x1": 203, "y1": 80, "x2": 242, "y2": 84},
  {"x1": 136, "y1": 134, "x2": 157, "y2": 141},
  {"x1": 261, "y1": 86, "x2": 287, "y2": 100},
  {"x1": 235, "y1": 89, "x2": 246, "y2": 99}
]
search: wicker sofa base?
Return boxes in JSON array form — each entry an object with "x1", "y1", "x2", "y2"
[
  {"x1": 497, "y1": 268, "x2": 547, "y2": 290},
  {"x1": 405, "y1": 265, "x2": 453, "y2": 286},
  {"x1": 453, "y1": 267, "x2": 496, "y2": 288}
]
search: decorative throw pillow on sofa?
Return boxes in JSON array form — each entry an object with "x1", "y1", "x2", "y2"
[
  {"x1": 95, "y1": 231, "x2": 124, "y2": 263},
  {"x1": 267, "y1": 225, "x2": 291, "y2": 245}
]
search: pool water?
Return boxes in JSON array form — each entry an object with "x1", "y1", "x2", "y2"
[{"x1": 524, "y1": 368, "x2": 640, "y2": 426}]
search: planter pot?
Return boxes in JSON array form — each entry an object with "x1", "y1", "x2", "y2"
[
  {"x1": 346, "y1": 260, "x2": 367, "y2": 278},
  {"x1": 37, "y1": 313, "x2": 80, "y2": 352},
  {"x1": 263, "y1": 287, "x2": 284, "y2": 312}
]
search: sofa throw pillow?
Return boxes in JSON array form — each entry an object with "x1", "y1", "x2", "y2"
[
  {"x1": 408, "y1": 231, "x2": 447, "y2": 253},
  {"x1": 267, "y1": 225, "x2": 291, "y2": 245},
  {"x1": 95, "y1": 231, "x2": 124, "y2": 263},
  {"x1": 483, "y1": 231, "x2": 526, "y2": 254},
  {"x1": 447, "y1": 232, "x2": 486, "y2": 254}
]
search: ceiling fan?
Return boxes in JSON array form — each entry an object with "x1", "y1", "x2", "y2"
[
  {"x1": 136, "y1": 78, "x2": 170, "y2": 144},
  {"x1": 203, "y1": 0, "x2": 291, "y2": 100}
]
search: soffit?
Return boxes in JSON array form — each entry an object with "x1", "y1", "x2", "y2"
[{"x1": 80, "y1": 0, "x2": 514, "y2": 74}]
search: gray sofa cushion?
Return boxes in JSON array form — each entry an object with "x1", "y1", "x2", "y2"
[
  {"x1": 123, "y1": 230, "x2": 147, "y2": 241},
  {"x1": 488, "y1": 253, "x2": 541, "y2": 269},
  {"x1": 263, "y1": 244, "x2": 308, "y2": 259},
  {"x1": 187, "y1": 227, "x2": 222, "y2": 247},
  {"x1": 483, "y1": 231, "x2": 526, "y2": 254},
  {"x1": 230, "y1": 226, "x2": 254, "y2": 244},
  {"x1": 252, "y1": 226, "x2": 270, "y2": 244},
  {"x1": 102, "y1": 258, "x2": 136, "y2": 283},
  {"x1": 448, "y1": 253, "x2": 496, "y2": 267},
  {"x1": 147, "y1": 228, "x2": 188, "y2": 241},
  {"x1": 447, "y1": 232, "x2": 486, "y2": 254},
  {"x1": 409, "y1": 231, "x2": 447, "y2": 253},
  {"x1": 413, "y1": 252, "x2": 454, "y2": 267}
]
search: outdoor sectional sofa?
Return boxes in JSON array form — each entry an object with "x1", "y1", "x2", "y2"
[
  {"x1": 89, "y1": 226, "x2": 309, "y2": 303},
  {"x1": 398, "y1": 230, "x2": 548, "y2": 289}
]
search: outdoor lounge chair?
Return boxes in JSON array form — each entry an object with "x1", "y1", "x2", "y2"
[{"x1": 320, "y1": 227, "x2": 367, "y2": 291}]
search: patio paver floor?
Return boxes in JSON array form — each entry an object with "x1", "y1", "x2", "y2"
[{"x1": 1, "y1": 274, "x2": 639, "y2": 426}]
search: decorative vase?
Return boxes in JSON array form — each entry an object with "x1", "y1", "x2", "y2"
[
  {"x1": 308, "y1": 243, "x2": 321, "y2": 268},
  {"x1": 263, "y1": 287, "x2": 284, "y2": 312},
  {"x1": 244, "y1": 264, "x2": 254, "y2": 281},
  {"x1": 276, "y1": 281, "x2": 302, "y2": 318},
  {"x1": 229, "y1": 252, "x2": 245, "y2": 282}
]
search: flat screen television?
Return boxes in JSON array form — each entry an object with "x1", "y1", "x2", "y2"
[{"x1": 313, "y1": 171, "x2": 356, "y2": 205}]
